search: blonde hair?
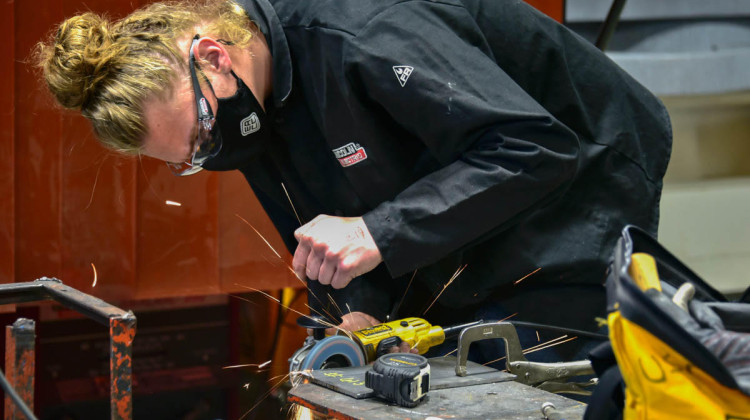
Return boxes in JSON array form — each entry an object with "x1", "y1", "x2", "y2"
[{"x1": 35, "y1": 0, "x2": 255, "y2": 153}]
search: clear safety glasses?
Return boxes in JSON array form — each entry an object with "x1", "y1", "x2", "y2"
[{"x1": 166, "y1": 35, "x2": 223, "y2": 176}]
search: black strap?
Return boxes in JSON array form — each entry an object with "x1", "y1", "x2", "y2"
[
  {"x1": 584, "y1": 341, "x2": 624, "y2": 420},
  {"x1": 584, "y1": 365, "x2": 624, "y2": 420}
]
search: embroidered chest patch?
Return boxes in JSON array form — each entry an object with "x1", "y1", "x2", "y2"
[{"x1": 332, "y1": 142, "x2": 368, "y2": 167}]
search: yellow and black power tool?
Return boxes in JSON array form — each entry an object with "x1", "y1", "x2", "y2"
[{"x1": 289, "y1": 317, "x2": 481, "y2": 373}]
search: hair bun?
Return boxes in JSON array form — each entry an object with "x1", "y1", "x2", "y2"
[{"x1": 38, "y1": 12, "x2": 119, "y2": 110}]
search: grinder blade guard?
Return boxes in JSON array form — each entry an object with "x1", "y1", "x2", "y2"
[{"x1": 289, "y1": 316, "x2": 366, "y2": 375}]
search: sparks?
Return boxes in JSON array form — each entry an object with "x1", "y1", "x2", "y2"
[
  {"x1": 235, "y1": 214, "x2": 282, "y2": 259},
  {"x1": 234, "y1": 214, "x2": 334, "y2": 318},
  {"x1": 91, "y1": 263, "x2": 98, "y2": 287},
  {"x1": 442, "y1": 347, "x2": 458, "y2": 357},
  {"x1": 281, "y1": 182, "x2": 303, "y2": 225},
  {"x1": 392, "y1": 269, "x2": 418, "y2": 317},
  {"x1": 165, "y1": 200, "x2": 182, "y2": 206},
  {"x1": 327, "y1": 294, "x2": 345, "y2": 317},
  {"x1": 482, "y1": 334, "x2": 574, "y2": 366},
  {"x1": 514, "y1": 267, "x2": 541, "y2": 285},
  {"x1": 524, "y1": 336, "x2": 578, "y2": 356},
  {"x1": 222, "y1": 360, "x2": 272, "y2": 370},
  {"x1": 496, "y1": 313, "x2": 518, "y2": 323},
  {"x1": 234, "y1": 285, "x2": 280, "y2": 303},
  {"x1": 238, "y1": 373, "x2": 292, "y2": 420},
  {"x1": 229, "y1": 290, "x2": 347, "y2": 339},
  {"x1": 290, "y1": 405, "x2": 314, "y2": 420},
  {"x1": 423, "y1": 264, "x2": 467, "y2": 315}
]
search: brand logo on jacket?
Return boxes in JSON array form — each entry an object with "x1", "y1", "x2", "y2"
[
  {"x1": 393, "y1": 66, "x2": 414, "y2": 87},
  {"x1": 240, "y1": 113, "x2": 261, "y2": 136},
  {"x1": 332, "y1": 142, "x2": 368, "y2": 167}
]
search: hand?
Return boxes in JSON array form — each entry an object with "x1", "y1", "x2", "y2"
[
  {"x1": 293, "y1": 215, "x2": 383, "y2": 289},
  {"x1": 323, "y1": 311, "x2": 381, "y2": 336},
  {"x1": 322, "y1": 312, "x2": 419, "y2": 355}
]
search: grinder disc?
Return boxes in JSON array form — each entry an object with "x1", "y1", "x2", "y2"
[{"x1": 299, "y1": 335, "x2": 366, "y2": 371}]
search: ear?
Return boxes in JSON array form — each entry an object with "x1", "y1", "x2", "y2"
[{"x1": 193, "y1": 37, "x2": 233, "y2": 75}]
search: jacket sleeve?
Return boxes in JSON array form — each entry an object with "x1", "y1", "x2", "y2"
[{"x1": 348, "y1": 1, "x2": 581, "y2": 278}]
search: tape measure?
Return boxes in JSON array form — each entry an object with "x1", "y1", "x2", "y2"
[{"x1": 365, "y1": 353, "x2": 430, "y2": 407}]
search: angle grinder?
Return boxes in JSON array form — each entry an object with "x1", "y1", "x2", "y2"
[{"x1": 289, "y1": 316, "x2": 481, "y2": 374}]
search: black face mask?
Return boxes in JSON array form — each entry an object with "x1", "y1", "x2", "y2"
[{"x1": 201, "y1": 71, "x2": 272, "y2": 171}]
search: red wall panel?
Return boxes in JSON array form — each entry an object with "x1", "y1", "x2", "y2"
[
  {"x1": 526, "y1": 0, "x2": 564, "y2": 22},
  {"x1": 55, "y1": 0, "x2": 141, "y2": 299},
  {"x1": 14, "y1": 0, "x2": 64, "y2": 283},
  {"x1": 6, "y1": 0, "x2": 300, "y2": 303},
  {"x1": 0, "y1": 0, "x2": 15, "y2": 285}
]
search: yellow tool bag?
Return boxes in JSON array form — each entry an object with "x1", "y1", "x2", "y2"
[{"x1": 585, "y1": 225, "x2": 750, "y2": 420}]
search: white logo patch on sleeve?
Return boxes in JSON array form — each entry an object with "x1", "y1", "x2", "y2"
[
  {"x1": 393, "y1": 65, "x2": 414, "y2": 87},
  {"x1": 240, "y1": 112, "x2": 261, "y2": 136}
]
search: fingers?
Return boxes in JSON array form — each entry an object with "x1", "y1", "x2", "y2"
[
  {"x1": 303, "y1": 244, "x2": 339, "y2": 285},
  {"x1": 293, "y1": 215, "x2": 383, "y2": 289},
  {"x1": 305, "y1": 246, "x2": 324, "y2": 281},
  {"x1": 292, "y1": 216, "x2": 323, "y2": 280},
  {"x1": 292, "y1": 241, "x2": 311, "y2": 281},
  {"x1": 317, "y1": 260, "x2": 336, "y2": 286},
  {"x1": 387, "y1": 341, "x2": 419, "y2": 354}
]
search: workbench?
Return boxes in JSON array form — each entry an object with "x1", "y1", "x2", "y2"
[{"x1": 288, "y1": 356, "x2": 587, "y2": 420}]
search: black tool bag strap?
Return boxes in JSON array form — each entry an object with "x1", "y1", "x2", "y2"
[{"x1": 584, "y1": 341, "x2": 623, "y2": 420}]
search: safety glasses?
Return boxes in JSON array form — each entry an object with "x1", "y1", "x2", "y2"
[{"x1": 166, "y1": 35, "x2": 223, "y2": 176}]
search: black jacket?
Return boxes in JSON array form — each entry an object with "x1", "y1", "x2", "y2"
[{"x1": 228, "y1": 0, "x2": 672, "y2": 329}]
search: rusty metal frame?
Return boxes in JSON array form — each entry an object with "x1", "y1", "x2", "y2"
[
  {"x1": 4, "y1": 318, "x2": 35, "y2": 420},
  {"x1": 0, "y1": 277, "x2": 136, "y2": 420}
]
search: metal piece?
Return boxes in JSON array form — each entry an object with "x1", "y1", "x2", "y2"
[
  {"x1": 5, "y1": 318, "x2": 35, "y2": 420},
  {"x1": 0, "y1": 278, "x2": 136, "y2": 420},
  {"x1": 289, "y1": 379, "x2": 586, "y2": 420},
  {"x1": 538, "y1": 377, "x2": 598, "y2": 395},
  {"x1": 510, "y1": 360, "x2": 595, "y2": 387},
  {"x1": 307, "y1": 356, "x2": 514, "y2": 399},
  {"x1": 595, "y1": 0, "x2": 628, "y2": 51},
  {"x1": 542, "y1": 401, "x2": 563, "y2": 420},
  {"x1": 289, "y1": 335, "x2": 317, "y2": 375},
  {"x1": 110, "y1": 314, "x2": 136, "y2": 420},
  {"x1": 455, "y1": 322, "x2": 595, "y2": 395},
  {"x1": 456, "y1": 322, "x2": 524, "y2": 377},
  {"x1": 0, "y1": 278, "x2": 131, "y2": 325}
]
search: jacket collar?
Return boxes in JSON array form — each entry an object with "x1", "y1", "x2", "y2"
[{"x1": 237, "y1": 0, "x2": 292, "y2": 109}]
